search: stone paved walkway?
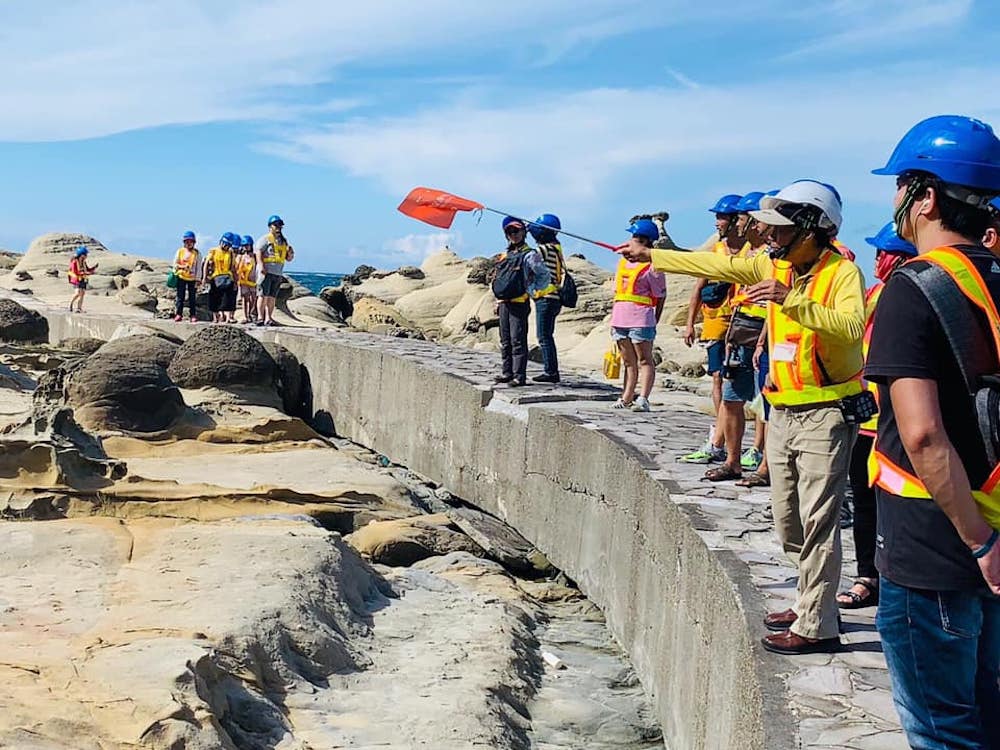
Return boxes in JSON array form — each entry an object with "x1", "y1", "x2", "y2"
[{"x1": 320, "y1": 330, "x2": 907, "y2": 749}]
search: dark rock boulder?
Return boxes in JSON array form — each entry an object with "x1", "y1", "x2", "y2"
[
  {"x1": 57, "y1": 337, "x2": 106, "y2": 355},
  {"x1": 66, "y1": 353, "x2": 185, "y2": 432},
  {"x1": 466, "y1": 257, "x2": 492, "y2": 285},
  {"x1": 319, "y1": 286, "x2": 354, "y2": 320},
  {"x1": 262, "y1": 341, "x2": 306, "y2": 417},
  {"x1": 14, "y1": 270, "x2": 32, "y2": 281},
  {"x1": 0, "y1": 299, "x2": 48, "y2": 344},
  {"x1": 397, "y1": 265, "x2": 425, "y2": 280},
  {"x1": 97, "y1": 335, "x2": 179, "y2": 370},
  {"x1": 354, "y1": 264, "x2": 376, "y2": 281},
  {"x1": 167, "y1": 325, "x2": 277, "y2": 389}
]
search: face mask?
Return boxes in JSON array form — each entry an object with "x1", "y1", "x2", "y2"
[{"x1": 874, "y1": 251, "x2": 906, "y2": 282}]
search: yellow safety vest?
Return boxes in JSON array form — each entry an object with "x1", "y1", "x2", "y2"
[
  {"x1": 869, "y1": 246, "x2": 1000, "y2": 529},
  {"x1": 701, "y1": 241, "x2": 739, "y2": 340},
  {"x1": 208, "y1": 246, "x2": 234, "y2": 278},
  {"x1": 236, "y1": 256, "x2": 256, "y2": 287},
  {"x1": 729, "y1": 242, "x2": 769, "y2": 319},
  {"x1": 765, "y1": 249, "x2": 863, "y2": 407},
  {"x1": 174, "y1": 247, "x2": 199, "y2": 282},
  {"x1": 858, "y1": 282, "x2": 885, "y2": 435},
  {"x1": 262, "y1": 233, "x2": 289, "y2": 264},
  {"x1": 614, "y1": 258, "x2": 655, "y2": 306}
]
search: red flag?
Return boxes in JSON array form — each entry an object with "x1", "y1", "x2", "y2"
[{"x1": 397, "y1": 187, "x2": 484, "y2": 229}]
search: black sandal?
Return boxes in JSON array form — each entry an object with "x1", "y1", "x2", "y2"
[{"x1": 837, "y1": 579, "x2": 879, "y2": 609}]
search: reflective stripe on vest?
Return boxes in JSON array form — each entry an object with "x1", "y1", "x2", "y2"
[
  {"x1": 614, "y1": 258, "x2": 654, "y2": 306},
  {"x1": 730, "y1": 242, "x2": 769, "y2": 319},
  {"x1": 534, "y1": 243, "x2": 562, "y2": 299},
  {"x1": 764, "y1": 249, "x2": 863, "y2": 407},
  {"x1": 262, "y1": 233, "x2": 289, "y2": 264},
  {"x1": 869, "y1": 246, "x2": 1000, "y2": 528},
  {"x1": 858, "y1": 282, "x2": 885, "y2": 434}
]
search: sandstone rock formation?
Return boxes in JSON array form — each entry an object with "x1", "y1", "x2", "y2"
[
  {"x1": 168, "y1": 325, "x2": 277, "y2": 391},
  {"x1": 346, "y1": 513, "x2": 485, "y2": 566},
  {"x1": 57, "y1": 336, "x2": 106, "y2": 355},
  {"x1": 66, "y1": 352, "x2": 186, "y2": 433},
  {"x1": 262, "y1": 341, "x2": 307, "y2": 417},
  {"x1": 0, "y1": 298, "x2": 49, "y2": 343},
  {"x1": 117, "y1": 285, "x2": 158, "y2": 312}
]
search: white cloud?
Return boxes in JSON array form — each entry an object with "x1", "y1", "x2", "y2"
[
  {"x1": 0, "y1": 0, "x2": 672, "y2": 142},
  {"x1": 383, "y1": 231, "x2": 462, "y2": 262},
  {"x1": 261, "y1": 65, "x2": 1000, "y2": 214}
]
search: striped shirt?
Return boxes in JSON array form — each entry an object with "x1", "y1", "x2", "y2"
[{"x1": 536, "y1": 242, "x2": 564, "y2": 298}]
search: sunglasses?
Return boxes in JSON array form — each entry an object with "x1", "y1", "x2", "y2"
[{"x1": 505, "y1": 226, "x2": 525, "y2": 235}]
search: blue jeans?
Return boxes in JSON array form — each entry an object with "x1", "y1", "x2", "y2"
[
  {"x1": 877, "y1": 576, "x2": 1000, "y2": 749},
  {"x1": 535, "y1": 297, "x2": 561, "y2": 376}
]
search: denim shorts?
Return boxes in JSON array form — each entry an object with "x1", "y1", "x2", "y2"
[
  {"x1": 612, "y1": 326, "x2": 656, "y2": 343},
  {"x1": 705, "y1": 340, "x2": 725, "y2": 375},
  {"x1": 723, "y1": 366, "x2": 755, "y2": 403}
]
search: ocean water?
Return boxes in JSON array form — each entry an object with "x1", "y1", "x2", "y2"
[{"x1": 286, "y1": 272, "x2": 346, "y2": 295}]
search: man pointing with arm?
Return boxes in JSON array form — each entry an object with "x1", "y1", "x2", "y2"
[{"x1": 624, "y1": 180, "x2": 866, "y2": 654}]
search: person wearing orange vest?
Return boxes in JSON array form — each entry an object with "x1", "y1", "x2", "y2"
[
  {"x1": 835, "y1": 223, "x2": 915, "y2": 613},
  {"x1": 984, "y1": 197, "x2": 1000, "y2": 254},
  {"x1": 173, "y1": 230, "x2": 200, "y2": 322},
  {"x1": 492, "y1": 216, "x2": 550, "y2": 387},
  {"x1": 679, "y1": 193, "x2": 744, "y2": 464},
  {"x1": 67, "y1": 245, "x2": 97, "y2": 313},
  {"x1": 611, "y1": 219, "x2": 665, "y2": 411},
  {"x1": 866, "y1": 115, "x2": 1000, "y2": 748},
  {"x1": 623, "y1": 179, "x2": 865, "y2": 655}
]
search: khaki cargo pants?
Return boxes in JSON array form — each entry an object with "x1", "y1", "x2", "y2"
[{"x1": 767, "y1": 404, "x2": 857, "y2": 640}]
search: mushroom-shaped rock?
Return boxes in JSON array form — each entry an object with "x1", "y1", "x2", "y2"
[
  {"x1": 97, "y1": 335, "x2": 179, "y2": 370},
  {"x1": 67, "y1": 352, "x2": 185, "y2": 432},
  {"x1": 465, "y1": 257, "x2": 493, "y2": 286},
  {"x1": 0, "y1": 298, "x2": 49, "y2": 344},
  {"x1": 167, "y1": 325, "x2": 277, "y2": 389}
]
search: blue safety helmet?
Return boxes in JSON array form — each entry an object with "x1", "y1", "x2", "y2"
[
  {"x1": 74, "y1": 246, "x2": 88, "y2": 257},
  {"x1": 502, "y1": 216, "x2": 525, "y2": 231},
  {"x1": 267, "y1": 214, "x2": 284, "y2": 227},
  {"x1": 709, "y1": 194, "x2": 743, "y2": 215},
  {"x1": 765, "y1": 189, "x2": 780, "y2": 197},
  {"x1": 626, "y1": 218, "x2": 659, "y2": 241},
  {"x1": 864, "y1": 222, "x2": 917, "y2": 256},
  {"x1": 734, "y1": 192, "x2": 765, "y2": 213},
  {"x1": 529, "y1": 213, "x2": 561, "y2": 242},
  {"x1": 988, "y1": 196, "x2": 1000, "y2": 217},
  {"x1": 242, "y1": 234, "x2": 254, "y2": 247},
  {"x1": 873, "y1": 115, "x2": 1000, "y2": 192},
  {"x1": 182, "y1": 230, "x2": 196, "y2": 241},
  {"x1": 220, "y1": 232, "x2": 234, "y2": 246}
]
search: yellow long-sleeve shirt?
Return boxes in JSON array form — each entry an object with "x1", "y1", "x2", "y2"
[{"x1": 651, "y1": 247, "x2": 865, "y2": 387}]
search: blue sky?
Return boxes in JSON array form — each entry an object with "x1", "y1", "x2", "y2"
[{"x1": 2, "y1": 0, "x2": 998, "y2": 278}]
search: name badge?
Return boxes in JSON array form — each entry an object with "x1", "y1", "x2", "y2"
[{"x1": 772, "y1": 343, "x2": 797, "y2": 362}]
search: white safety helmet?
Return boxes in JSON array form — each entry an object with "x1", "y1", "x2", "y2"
[{"x1": 751, "y1": 180, "x2": 843, "y2": 233}]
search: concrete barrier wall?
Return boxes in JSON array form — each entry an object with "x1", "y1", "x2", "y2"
[{"x1": 38, "y1": 312, "x2": 792, "y2": 750}]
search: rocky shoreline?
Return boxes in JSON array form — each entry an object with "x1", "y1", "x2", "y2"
[{"x1": 0, "y1": 280, "x2": 664, "y2": 748}]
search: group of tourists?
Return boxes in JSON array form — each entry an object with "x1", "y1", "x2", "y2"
[
  {"x1": 616, "y1": 115, "x2": 1000, "y2": 749},
  {"x1": 169, "y1": 214, "x2": 294, "y2": 326}
]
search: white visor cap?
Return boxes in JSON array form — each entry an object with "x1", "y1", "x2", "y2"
[{"x1": 751, "y1": 180, "x2": 843, "y2": 232}]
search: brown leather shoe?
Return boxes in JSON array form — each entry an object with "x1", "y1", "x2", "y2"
[
  {"x1": 764, "y1": 608, "x2": 797, "y2": 632},
  {"x1": 761, "y1": 629, "x2": 841, "y2": 655}
]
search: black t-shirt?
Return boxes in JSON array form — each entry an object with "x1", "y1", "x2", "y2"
[{"x1": 865, "y1": 244, "x2": 1000, "y2": 591}]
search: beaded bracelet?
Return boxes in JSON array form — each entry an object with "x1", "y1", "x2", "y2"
[{"x1": 973, "y1": 529, "x2": 1000, "y2": 559}]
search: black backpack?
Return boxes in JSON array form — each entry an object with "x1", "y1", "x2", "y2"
[
  {"x1": 559, "y1": 270, "x2": 578, "y2": 308},
  {"x1": 700, "y1": 281, "x2": 733, "y2": 308},
  {"x1": 491, "y1": 252, "x2": 527, "y2": 300}
]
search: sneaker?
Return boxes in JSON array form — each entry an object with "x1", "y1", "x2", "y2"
[
  {"x1": 189, "y1": 316, "x2": 198, "y2": 323},
  {"x1": 173, "y1": 314, "x2": 182, "y2": 323},
  {"x1": 741, "y1": 447, "x2": 764, "y2": 471},
  {"x1": 631, "y1": 396, "x2": 650, "y2": 412},
  {"x1": 708, "y1": 445, "x2": 727, "y2": 463},
  {"x1": 612, "y1": 398, "x2": 632, "y2": 409},
  {"x1": 680, "y1": 443, "x2": 726, "y2": 464},
  {"x1": 532, "y1": 373, "x2": 560, "y2": 383},
  {"x1": 494, "y1": 374, "x2": 514, "y2": 383}
]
